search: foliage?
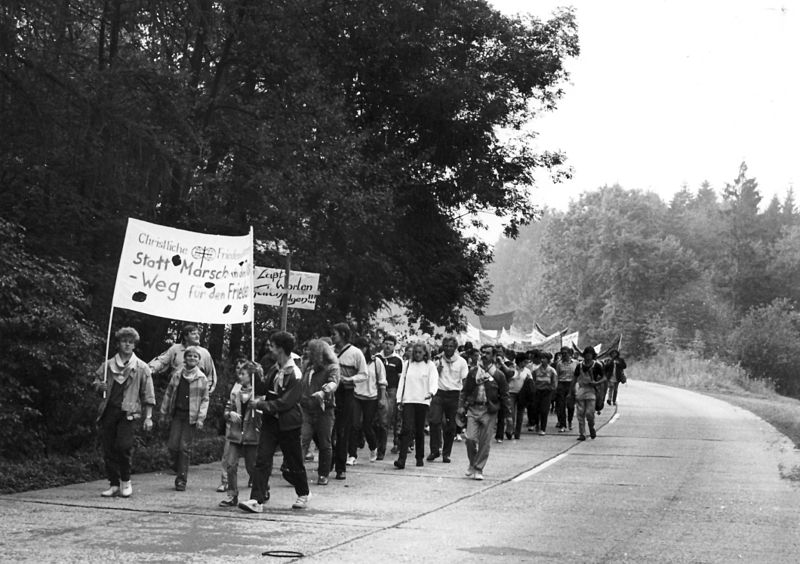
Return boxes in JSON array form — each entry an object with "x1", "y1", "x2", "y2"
[
  {"x1": 0, "y1": 219, "x2": 101, "y2": 459},
  {"x1": 0, "y1": 432, "x2": 225, "y2": 494},
  {"x1": 0, "y1": 0, "x2": 579, "y2": 339},
  {"x1": 728, "y1": 299, "x2": 800, "y2": 397},
  {"x1": 488, "y1": 163, "x2": 800, "y2": 399}
]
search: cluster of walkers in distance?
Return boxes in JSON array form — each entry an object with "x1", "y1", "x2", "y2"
[{"x1": 92, "y1": 322, "x2": 627, "y2": 513}]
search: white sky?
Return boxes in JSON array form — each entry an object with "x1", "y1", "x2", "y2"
[{"x1": 482, "y1": 0, "x2": 800, "y2": 240}]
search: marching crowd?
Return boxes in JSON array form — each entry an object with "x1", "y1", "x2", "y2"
[{"x1": 91, "y1": 323, "x2": 627, "y2": 512}]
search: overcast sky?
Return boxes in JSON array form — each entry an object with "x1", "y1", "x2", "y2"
[{"x1": 483, "y1": 0, "x2": 800, "y2": 240}]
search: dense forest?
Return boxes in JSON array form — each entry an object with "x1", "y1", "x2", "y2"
[
  {"x1": 0, "y1": 1, "x2": 578, "y2": 460},
  {"x1": 489, "y1": 163, "x2": 800, "y2": 397}
]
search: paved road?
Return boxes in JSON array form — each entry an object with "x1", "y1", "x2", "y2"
[{"x1": 2, "y1": 380, "x2": 800, "y2": 563}]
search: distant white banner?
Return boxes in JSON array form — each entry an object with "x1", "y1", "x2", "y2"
[
  {"x1": 253, "y1": 266, "x2": 320, "y2": 310},
  {"x1": 561, "y1": 331, "x2": 579, "y2": 349},
  {"x1": 112, "y1": 218, "x2": 254, "y2": 323}
]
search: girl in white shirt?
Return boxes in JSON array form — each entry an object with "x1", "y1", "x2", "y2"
[{"x1": 394, "y1": 341, "x2": 438, "y2": 469}]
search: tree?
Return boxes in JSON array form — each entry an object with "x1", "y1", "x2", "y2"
[
  {"x1": 1, "y1": 1, "x2": 580, "y2": 339},
  {"x1": 0, "y1": 219, "x2": 101, "y2": 459}
]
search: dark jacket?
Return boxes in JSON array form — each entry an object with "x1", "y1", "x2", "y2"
[
  {"x1": 300, "y1": 362, "x2": 340, "y2": 412},
  {"x1": 459, "y1": 364, "x2": 511, "y2": 415},
  {"x1": 254, "y1": 360, "x2": 304, "y2": 431},
  {"x1": 603, "y1": 357, "x2": 627, "y2": 382}
]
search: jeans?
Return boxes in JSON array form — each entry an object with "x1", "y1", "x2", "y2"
[
  {"x1": 220, "y1": 439, "x2": 231, "y2": 486},
  {"x1": 397, "y1": 403, "x2": 428, "y2": 463},
  {"x1": 167, "y1": 411, "x2": 194, "y2": 486},
  {"x1": 465, "y1": 405, "x2": 496, "y2": 472},
  {"x1": 225, "y1": 442, "x2": 257, "y2": 497},
  {"x1": 532, "y1": 388, "x2": 552, "y2": 432},
  {"x1": 332, "y1": 387, "x2": 355, "y2": 473},
  {"x1": 301, "y1": 408, "x2": 334, "y2": 478},
  {"x1": 428, "y1": 390, "x2": 460, "y2": 457},
  {"x1": 250, "y1": 417, "x2": 308, "y2": 504},
  {"x1": 575, "y1": 396, "x2": 596, "y2": 436},
  {"x1": 351, "y1": 397, "x2": 378, "y2": 455},
  {"x1": 100, "y1": 405, "x2": 135, "y2": 486},
  {"x1": 555, "y1": 382, "x2": 573, "y2": 429},
  {"x1": 375, "y1": 388, "x2": 399, "y2": 456}
]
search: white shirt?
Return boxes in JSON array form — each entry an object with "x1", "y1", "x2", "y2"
[{"x1": 436, "y1": 353, "x2": 468, "y2": 391}]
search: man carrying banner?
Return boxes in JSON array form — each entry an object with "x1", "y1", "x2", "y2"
[
  {"x1": 92, "y1": 327, "x2": 155, "y2": 498},
  {"x1": 149, "y1": 324, "x2": 218, "y2": 393}
]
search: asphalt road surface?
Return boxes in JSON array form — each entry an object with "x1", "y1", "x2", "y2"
[{"x1": 2, "y1": 380, "x2": 800, "y2": 563}]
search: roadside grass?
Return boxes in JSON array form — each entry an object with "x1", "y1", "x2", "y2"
[
  {"x1": 635, "y1": 350, "x2": 800, "y2": 482},
  {"x1": 0, "y1": 434, "x2": 225, "y2": 495}
]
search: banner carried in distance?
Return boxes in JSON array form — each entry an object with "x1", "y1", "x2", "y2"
[
  {"x1": 112, "y1": 218, "x2": 254, "y2": 324},
  {"x1": 253, "y1": 266, "x2": 320, "y2": 310}
]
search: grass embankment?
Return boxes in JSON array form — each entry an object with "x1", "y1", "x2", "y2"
[
  {"x1": 0, "y1": 434, "x2": 225, "y2": 495},
  {"x1": 635, "y1": 351, "x2": 800, "y2": 481}
]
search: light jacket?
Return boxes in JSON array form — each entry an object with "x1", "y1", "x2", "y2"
[
  {"x1": 94, "y1": 354, "x2": 155, "y2": 422},
  {"x1": 353, "y1": 358, "x2": 387, "y2": 400},
  {"x1": 149, "y1": 343, "x2": 217, "y2": 392},
  {"x1": 225, "y1": 384, "x2": 261, "y2": 445},
  {"x1": 396, "y1": 360, "x2": 438, "y2": 405},
  {"x1": 160, "y1": 367, "x2": 210, "y2": 425}
]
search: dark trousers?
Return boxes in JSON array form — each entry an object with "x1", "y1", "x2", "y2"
[
  {"x1": 495, "y1": 400, "x2": 509, "y2": 439},
  {"x1": 332, "y1": 386, "x2": 354, "y2": 473},
  {"x1": 250, "y1": 417, "x2": 308, "y2": 504},
  {"x1": 508, "y1": 393, "x2": 525, "y2": 439},
  {"x1": 595, "y1": 381, "x2": 608, "y2": 413},
  {"x1": 607, "y1": 381, "x2": 620, "y2": 404},
  {"x1": 167, "y1": 411, "x2": 194, "y2": 486},
  {"x1": 532, "y1": 389, "x2": 552, "y2": 432},
  {"x1": 350, "y1": 397, "x2": 378, "y2": 456},
  {"x1": 100, "y1": 406, "x2": 135, "y2": 486},
  {"x1": 398, "y1": 403, "x2": 428, "y2": 462},
  {"x1": 301, "y1": 408, "x2": 334, "y2": 478},
  {"x1": 375, "y1": 387, "x2": 399, "y2": 456},
  {"x1": 428, "y1": 390, "x2": 460, "y2": 457},
  {"x1": 555, "y1": 382, "x2": 573, "y2": 429}
]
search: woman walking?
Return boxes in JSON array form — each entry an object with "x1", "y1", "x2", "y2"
[{"x1": 394, "y1": 341, "x2": 438, "y2": 469}]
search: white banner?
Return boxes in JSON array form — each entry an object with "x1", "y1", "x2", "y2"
[
  {"x1": 112, "y1": 218, "x2": 253, "y2": 323},
  {"x1": 561, "y1": 331, "x2": 579, "y2": 349},
  {"x1": 253, "y1": 266, "x2": 320, "y2": 310}
]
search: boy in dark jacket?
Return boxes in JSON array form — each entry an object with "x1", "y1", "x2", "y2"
[
  {"x1": 240, "y1": 331, "x2": 310, "y2": 512},
  {"x1": 219, "y1": 361, "x2": 261, "y2": 507}
]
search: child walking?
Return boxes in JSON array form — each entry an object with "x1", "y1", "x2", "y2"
[
  {"x1": 159, "y1": 346, "x2": 210, "y2": 491},
  {"x1": 219, "y1": 361, "x2": 261, "y2": 507}
]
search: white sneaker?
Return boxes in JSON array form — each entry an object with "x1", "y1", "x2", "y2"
[
  {"x1": 120, "y1": 480, "x2": 133, "y2": 497},
  {"x1": 292, "y1": 494, "x2": 310, "y2": 509},
  {"x1": 346, "y1": 456, "x2": 357, "y2": 466},
  {"x1": 473, "y1": 471, "x2": 484, "y2": 481},
  {"x1": 238, "y1": 499, "x2": 264, "y2": 513},
  {"x1": 369, "y1": 449, "x2": 378, "y2": 462},
  {"x1": 101, "y1": 486, "x2": 119, "y2": 497},
  {"x1": 464, "y1": 466, "x2": 475, "y2": 478}
]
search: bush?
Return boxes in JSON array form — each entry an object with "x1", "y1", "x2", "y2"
[
  {"x1": 0, "y1": 430, "x2": 225, "y2": 494},
  {"x1": 728, "y1": 299, "x2": 800, "y2": 397},
  {"x1": 635, "y1": 349, "x2": 775, "y2": 395},
  {"x1": 0, "y1": 219, "x2": 102, "y2": 460}
]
